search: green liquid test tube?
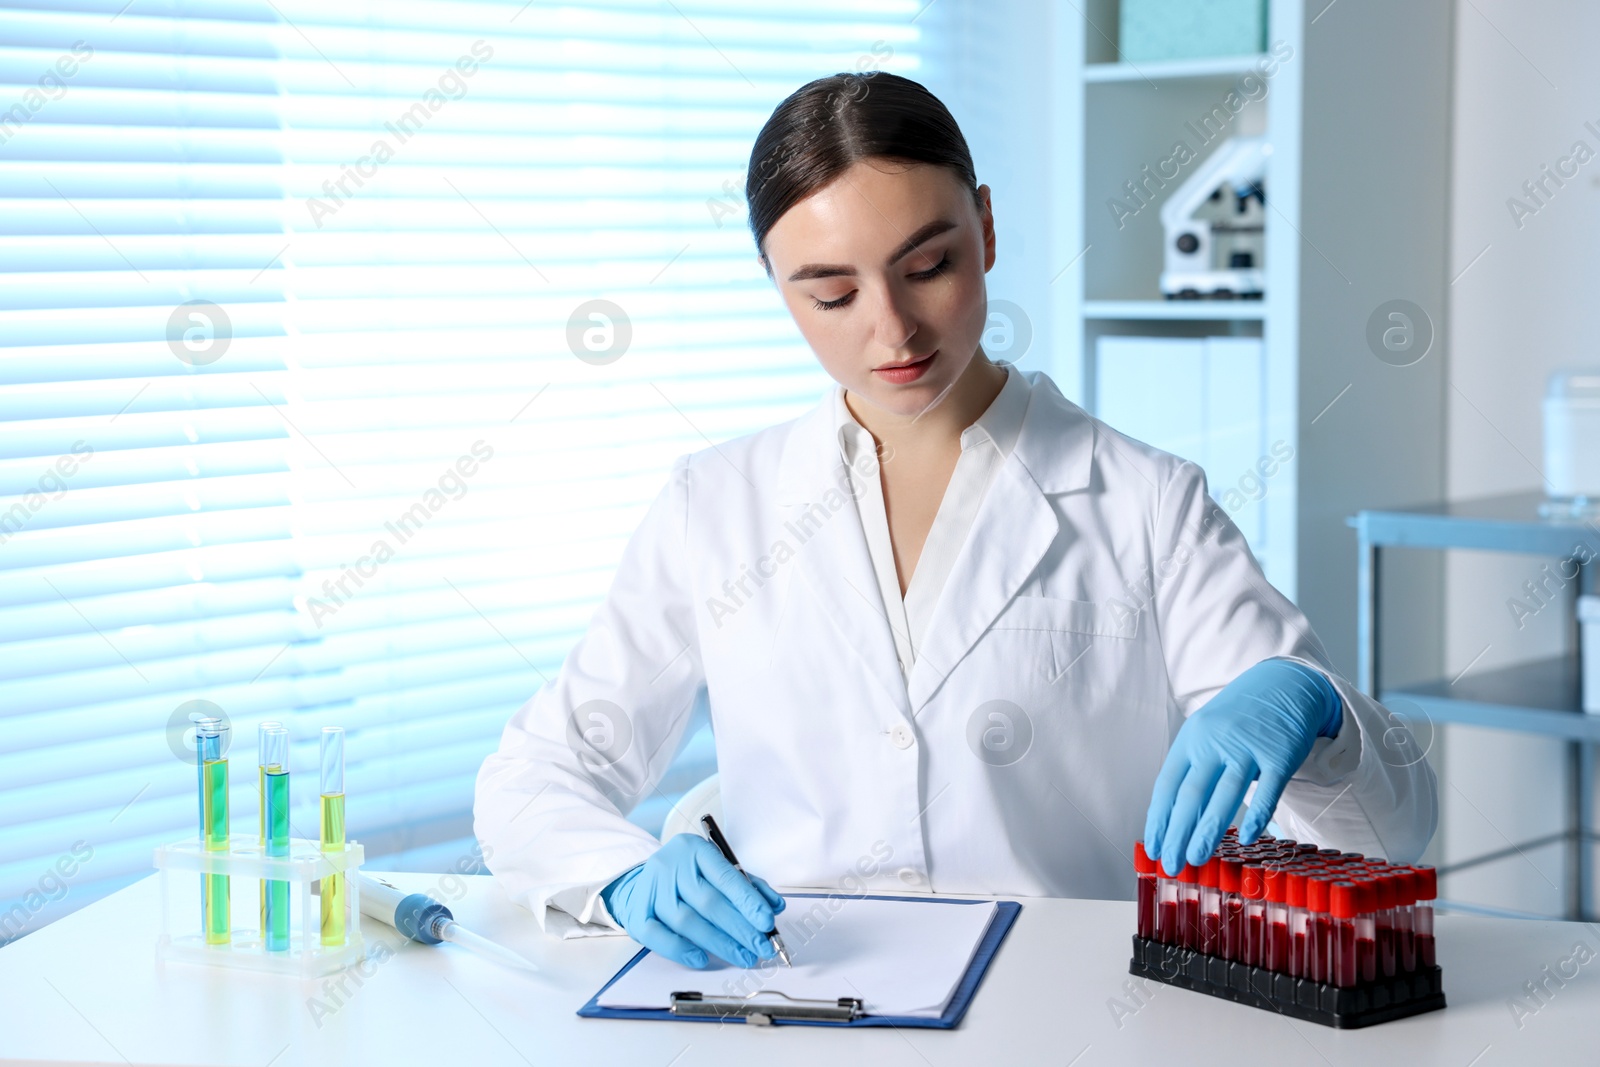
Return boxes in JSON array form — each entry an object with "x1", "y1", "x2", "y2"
[
  {"x1": 257, "y1": 721, "x2": 281, "y2": 946},
  {"x1": 262, "y1": 724, "x2": 291, "y2": 952},
  {"x1": 196, "y1": 716, "x2": 230, "y2": 945},
  {"x1": 320, "y1": 727, "x2": 346, "y2": 947}
]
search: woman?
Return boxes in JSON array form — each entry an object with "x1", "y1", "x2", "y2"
[{"x1": 474, "y1": 72, "x2": 1437, "y2": 971}]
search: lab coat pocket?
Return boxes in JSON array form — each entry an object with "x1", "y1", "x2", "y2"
[
  {"x1": 989, "y1": 595, "x2": 1139, "y2": 686},
  {"x1": 990, "y1": 595, "x2": 1139, "y2": 639}
]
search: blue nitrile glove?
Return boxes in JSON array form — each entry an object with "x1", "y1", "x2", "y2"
[
  {"x1": 1144, "y1": 657, "x2": 1343, "y2": 876},
  {"x1": 599, "y1": 833, "x2": 787, "y2": 969}
]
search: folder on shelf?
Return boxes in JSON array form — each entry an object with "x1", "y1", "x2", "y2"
[{"x1": 577, "y1": 893, "x2": 1021, "y2": 1028}]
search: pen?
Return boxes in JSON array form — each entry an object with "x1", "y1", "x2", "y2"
[{"x1": 700, "y1": 813, "x2": 791, "y2": 967}]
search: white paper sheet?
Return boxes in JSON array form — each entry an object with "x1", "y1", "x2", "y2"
[{"x1": 596, "y1": 896, "x2": 998, "y2": 1018}]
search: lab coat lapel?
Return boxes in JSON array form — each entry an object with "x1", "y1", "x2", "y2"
[
  {"x1": 775, "y1": 396, "x2": 915, "y2": 717},
  {"x1": 906, "y1": 374, "x2": 1096, "y2": 717}
]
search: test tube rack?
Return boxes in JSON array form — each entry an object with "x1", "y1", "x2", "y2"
[
  {"x1": 153, "y1": 836, "x2": 365, "y2": 979},
  {"x1": 1128, "y1": 935, "x2": 1446, "y2": 1029},
  {"x1": 1129, "y1": 832, "x2": 1446, "y2": 1029}
]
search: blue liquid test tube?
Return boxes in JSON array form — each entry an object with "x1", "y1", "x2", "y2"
[{"x1": 261, "y1": 725, "x2": 291, "y2": 951}]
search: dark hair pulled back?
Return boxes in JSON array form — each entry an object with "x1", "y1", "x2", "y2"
[{"x1": 745, "y1": 71, "x2": 981, "y2": 274}]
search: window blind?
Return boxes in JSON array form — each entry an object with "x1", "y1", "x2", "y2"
[{"x1": 0, "y1": 0, "x2": 927, "y2": 942}]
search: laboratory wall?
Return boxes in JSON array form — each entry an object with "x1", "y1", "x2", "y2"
[
  {"x1": 1440, "y1": 0, "x2": 1600, "y2": 915},
  {"x1": 924, "y1": 0, "x2": 1058, "y2": 383}
]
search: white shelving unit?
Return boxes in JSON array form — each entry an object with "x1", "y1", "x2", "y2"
[
  {"x1": 1050, "y1": 0, "x2": 1453, "y2": 680},
  {"x1": 1083, "y1": 300, "x2": 1270, "y2": 321}
]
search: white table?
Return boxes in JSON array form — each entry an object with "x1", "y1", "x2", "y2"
[{"x1": 2, "y1": 871, "x2": 1597, "y2": 1066}]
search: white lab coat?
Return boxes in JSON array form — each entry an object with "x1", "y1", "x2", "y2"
[{"x1": 473, "y1": 369, "x2": 1437, "y2": 931}]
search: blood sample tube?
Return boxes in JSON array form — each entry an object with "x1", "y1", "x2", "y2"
[
  {"x1": 1155, "y1": 861, "x2": 1180, "y2": 944},
  {"x1": 1353, "y1": 879, "x2": 1378, "y2": 983},
  {"x1": 1371, "y1": 868, "x2": 1398, "y2": 978},
  {"x1": 1306, "y1": 875, "x2": 1334, "y2": 984},
  {"x1": 1241, "y1": 864, "x2": 1267, "y2": 966},
  {"x1": 1177, "y1": 862, "x2": 1202, "y2": 950},
  {"x1": 1219, "y1": 857, "x2": 1244, "y2": 962},
  {"x1": 1133, "y1": 841, "x2": 1157, "y2": 940},
  {"x1": 1411, "y1": 864, "x2": 1437, "y2": 968},
  {"x1": 1330, "y1": 880, "x2": 1358, "y2": 987},
  {"x1": 1316, "y1": 848, "x2": 1342, "y2": 863},
  {"x1": 1286, "y1": 867, "x2": 1310, "y2": 978},
  {"x1": 1263, "y1": 865, "x2": 1289, "y2": 973},
  {"x1": 1393, "y1": 866, "x2": 1417, "y2": 972},
  {"x1": 1199, "y1": 854, "x2": 1222, "y2": 955}
]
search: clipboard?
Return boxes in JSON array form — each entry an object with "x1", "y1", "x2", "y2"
[{"x1": 577, "y1": 893, "x2": 1022, "y2": 1029}]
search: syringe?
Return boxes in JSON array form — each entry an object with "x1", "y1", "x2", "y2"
[{"x1": 351, "y1": 873, "x2": 539, "y2": 972}]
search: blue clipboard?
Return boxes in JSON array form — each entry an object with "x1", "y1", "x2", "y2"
[{"x1": 577, "y1": 893, "x2": 1021, "y2": 1029}]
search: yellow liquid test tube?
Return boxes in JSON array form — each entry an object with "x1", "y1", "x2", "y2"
[
  {"x1": 196, "y1": 717, "x2": 230, "y2": 945},
  {"x1": 319, "y1": 727, "x2": 346, "y2": 946}
]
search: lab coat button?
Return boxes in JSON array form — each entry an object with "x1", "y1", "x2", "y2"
[
  {"x1": 889, "y1": 724, "x2": 914, "y2": 749},
  {"x1": 898, "y1": 868, "x2": 926, "y2": 888}
]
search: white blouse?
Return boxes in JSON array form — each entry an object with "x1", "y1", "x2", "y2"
[{"x1": 832, "y1": 358, "x2": 1032, "y2": 682}]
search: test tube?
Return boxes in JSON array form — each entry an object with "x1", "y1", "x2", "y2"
[
  {"x1": 1394, "y1": 867, "x2": 1418, "y2": 972},
  {"x1": 1330, "y1": 880, "x2": 1358, "y2": 987},
  {"x1": 1286, "y1": 867, "x2": 1309, "y2": 978},
  {"x1": 1371, "y1": 868, "x2": 1398, "y2": 978},
  {"x1": 1410, "y1": 864, "x2": 1437, "y2": 968},
  {"x1": 320, "y1": 726, "x2": 346, "y2": 946},
  {"x1": 1199, "y1": 854, "x2": 1222, "y2": 956},
  {"x1": 1133, "y1": 841, "x2": 1157, "y2": 940},
  {"x1": 256, "y1": 720, "x2": 281, "y2": 945},
  {"x1": 1306, "y1": 875, "x2": 1334, "y2": 984},
  {"x1": 1351, "y1": 878, "x2": 1378, "y2": 983},
  {"x1": 1218, "y1": 857, "x2": 1244, "y2": 962},
  {"x1": 195, "y1": 716, "x2": 230, "y2": 945},
  {"x1": 1154, "y1": 860, "x2": 1179, "y2": 945},
  {"x1": 1177, "y1": 861, "x2": 1202, "y2": 950},
  {"x1": 1241, "y1": 863, "x2": 1267, "y2": 967},
  {"x1": 1263, "y1": 864, "x2": 1289, "y2": 973},
  {"x1": 262, "y1": 725, "x2": 290, "y2": 952}
]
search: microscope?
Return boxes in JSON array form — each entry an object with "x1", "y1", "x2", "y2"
[{"x1": 1160, "y1": 135, "x2": 1270, "y2": 300}]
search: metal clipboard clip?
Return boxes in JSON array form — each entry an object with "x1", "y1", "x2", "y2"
[{"x1": 669, "y1": 990, "x2": 865, "y2": 1025}]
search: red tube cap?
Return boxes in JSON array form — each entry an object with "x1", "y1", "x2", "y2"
[
  {"x1": 1373, "y1": 873, "x2": 1396, "y2": 911},
  {"x1": 1409, "y1": 864, "x2": 1437, "y2": 900},
  {"x1": 1330, "y1": 880, "x2": 1359, "y2": 919},
  {"x1": 1307, "y1": 875, "x2": 1333, "y2": 914},
  {"x1": 1392, "y1": 868, "x2": 1418, "y2": 907},
  {"x1": 1262, "y1": 865, "x2": 1287, "y2": 904},
  {"x1": 1286, "y1": 869, "x2": 1308, "y2": 908},
  {"x1": 1241, "y1": 864, "x2": 1267, "y2": 901},
  {"x1": 1220, "y1": 857, "x2": 1243, "y2": 894},
  {"x1": 1133, "y1": 840, "x2": 1157, "y2": 875}
]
